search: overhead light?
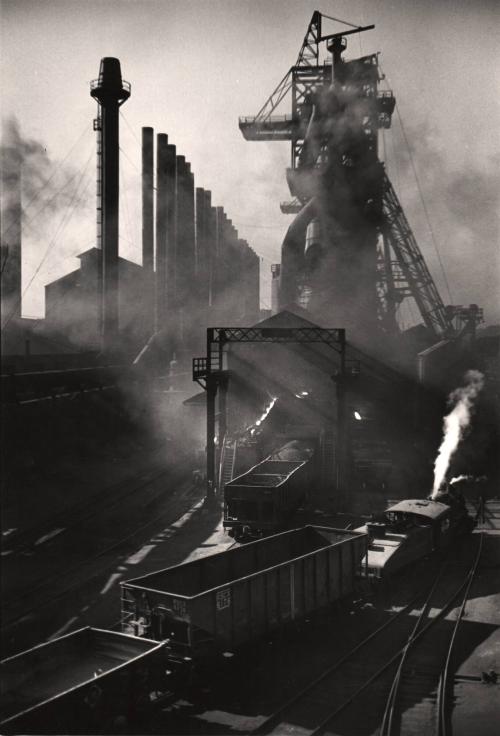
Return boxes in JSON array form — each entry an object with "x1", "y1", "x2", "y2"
[{"x1": 354, "y1": 411, "x2": 362, "y2": 421}]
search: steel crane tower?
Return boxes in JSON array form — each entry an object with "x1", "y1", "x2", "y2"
[{"x1": 239, "y1": 11, "x2": 467, "y2": 342}]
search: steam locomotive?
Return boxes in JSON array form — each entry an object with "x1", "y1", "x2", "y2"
[{"x1": 356, "y1": 486, "x2": 473, "y2": 579}]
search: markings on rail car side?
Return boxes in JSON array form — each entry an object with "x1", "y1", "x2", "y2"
[
  {"x1": 34, "y1": 527, "x2": 66, "y2": 546},
  {"x1": 173, "y1": 599, "x2": 188, "y2": 616},
  {"x1": 216, "y1": 589, "x2": 231, "y2": 610}
]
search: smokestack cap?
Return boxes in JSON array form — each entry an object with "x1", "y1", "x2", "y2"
[{"x1": 91, "y1": 57, "x2": 130, "y2": 102}]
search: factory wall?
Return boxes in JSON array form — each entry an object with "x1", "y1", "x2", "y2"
[{"x1": 45, "y1": 248, "x2": 150, "y2": 350}]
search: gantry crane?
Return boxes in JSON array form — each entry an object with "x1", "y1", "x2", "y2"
[{"x1": 239, "y1": 11, "x2": 480, "y2": 341}]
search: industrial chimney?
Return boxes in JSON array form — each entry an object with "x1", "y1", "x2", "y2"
[
  {"x1": 90, "y1": 57, "x2": 130, "y2": 352},
  {"x1": 0, "y1": 140, "x2": 22, "y2": 322}
]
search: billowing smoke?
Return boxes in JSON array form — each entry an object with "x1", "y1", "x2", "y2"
[
  {"x1": 1, "y1": 116, "x2": 94, "y2": 320},
  {"x1": 431, "y1": 370, "x2": 485, "y2": 497}
]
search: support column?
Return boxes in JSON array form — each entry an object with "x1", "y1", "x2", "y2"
[
  {"x1": 206, "y1": 328, "x2": 217, "y2": 502},
  {"x1": 335, "y1": 329, "x2": 347, "y2": 505}
]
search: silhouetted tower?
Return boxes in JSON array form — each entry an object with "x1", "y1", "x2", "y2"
[{"x1": 90, "y1": 57, "x2": 130, "y2": 352}]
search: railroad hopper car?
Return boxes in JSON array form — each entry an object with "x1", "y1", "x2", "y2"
[
  {"x1": 357, "y1": 497, "x2": 473, "y2": 579},
  {"x1": 121, "y1": 526, "x2": 367, "y2": 663},
  {"x1": 223, "y1": 454, "x2": 311, "y2": 539},
  {"x1": 0, "y1": 627, "x2": 167, "y2": 735}
]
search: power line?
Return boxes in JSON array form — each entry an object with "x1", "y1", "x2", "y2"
[
  {"x1": 119, "y1": 145, "x2": 141, "y2": 176},
  {"x1": 1, "y1": 123, "x2": 91, "y2": 242},
  {"x1": 379, "y1": 64, "x2": 453, "y2": 304},
  {"x1": 394, "y1": 102, "x2": 453, "y2": 304},
  {"x1": 2, "y1": 152, "x2": 94, "y2": 328},
  {"x1": 321, "y1": 13, "x2": 360, "y2": 29},
  {"x1": 119, "y1": 111, "x2": 142, "y2": 148}
]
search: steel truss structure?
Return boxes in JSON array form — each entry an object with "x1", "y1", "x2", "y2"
[
  {"x1": 193, "y1": 326, "x2": 347, "y2": 501},
  {"x1": 238, "y1": 10, "x2": 475, "y2": 341}
]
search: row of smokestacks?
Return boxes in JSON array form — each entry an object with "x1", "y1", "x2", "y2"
[{"x1": 141, "y1": 127, "x2": 260, "y2": 354}]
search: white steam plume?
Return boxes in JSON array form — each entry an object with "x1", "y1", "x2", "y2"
[{"x1": 432, "y1": 370, "x2": 484, "y2": 498}]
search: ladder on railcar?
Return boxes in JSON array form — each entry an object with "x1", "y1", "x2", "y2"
[{"x1": 219, "y1": 436, "x2": 236, "y2": 492}]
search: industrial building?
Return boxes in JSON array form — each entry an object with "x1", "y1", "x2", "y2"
[{"x1": 1, "y1": 6, "x2": 499, "y2": 736}]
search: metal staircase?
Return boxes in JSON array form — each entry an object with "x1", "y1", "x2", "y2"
[{"x1": 219, "y1": 436, "x2": 236, "y2": 491}]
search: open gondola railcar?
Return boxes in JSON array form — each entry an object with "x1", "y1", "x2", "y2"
[
  {"x1": 357, "y1": 495, "x2": 473, "y2": 579},
  {"x1": 223, "y1": 441, "x2": 314, "y2": 539},
  {"x1": 0, "y1": 627, "x2": 168, "y2": 735},
  {"x1": 121, "y1": 526, "x2": 367, "y2": 665}
]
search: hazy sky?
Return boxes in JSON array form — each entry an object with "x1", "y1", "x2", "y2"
[{"x1": 2, "y1": 0, "x2": 499, "y2": 323}]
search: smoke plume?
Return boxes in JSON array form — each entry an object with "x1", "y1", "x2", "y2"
[
  {"x1": 1, "y1": 116, "x2": 94, "y2": 319},
  {"x1": 431, "y1": 370, "x2": 485, "y2": 497}
]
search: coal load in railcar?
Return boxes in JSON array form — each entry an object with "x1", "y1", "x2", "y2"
[
  {"x1": 223, "y1": 439, "x2": 314, "y2": 539},
  {"x1": 0, "y1": 628, "x2": 168, "y2": 735},
  {"x1": 121, "y1": 526, "x2": 367, "y2": 668},
  {"x1": 357, "y1": 489, "x2": 473, "y2": 579}
]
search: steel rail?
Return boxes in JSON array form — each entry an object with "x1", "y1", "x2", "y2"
[
  {"x1": 250, "y1": 574, "x2": 441, "y2": 735},
  {"x1": 2, "y1": 466, "x2": 172, "y2": 609},
  {"x1": 1, "y1": 483, "x2": 203, "y2": 634},
  {"x1": 380, "y1": 563, "x2": 448, "y2": 736},
  {"x1": 310, "y1": 534, "x2": 484, "y2": 736},
  {"x1": 4, "y1": 461, "x2": 170, "y2": 553},
  {"x1": 436, "y1": 533, "x2": 483, "y2": 736}
]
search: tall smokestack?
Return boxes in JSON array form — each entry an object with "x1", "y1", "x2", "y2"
[
  {"x1": 165, "y1": 143, "x2": 177, "y2": 313},
  {"x1": 155, "y1": 133, "x2": 168, "y2": 330},
  {"x1": 142, "y1": 127, "x2": 154, "y2": 273},
  {"x1": 90, "y1": 57, "x2": 130, "y2": 352},
  {"x1": 0, "y1": 141, "x2": 22, "y2": 321},
  {"x1": 176, "y1": 157, "x2": 195, "y2": 314},
  {"x1": 142, "y1": 127, "x2": 154, "y2": 334},
  {"x1": 271, "y1": 263, "x2": 281, "y2": 314}
]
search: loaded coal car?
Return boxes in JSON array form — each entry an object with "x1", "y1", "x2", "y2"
[
  {"x1": 121, "y1": 525, "x2": 367, "y2": 669},
  {"x1": 223, "y1": 440, "x2": 314, "y2": 539},
  {"x1": 357, "y1": 491, "x2": 473, "y2": 580},
  {"x1": 0, "y1": 627, "x2": 168, "y2": 735}
]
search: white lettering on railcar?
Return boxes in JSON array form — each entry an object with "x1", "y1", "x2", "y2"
[
  {"x1": 216, "y1": 589, "x2": 231, "y2": 610},
  {"x1": 172, "y1": 599, "x2": 187, "y2": 616}
]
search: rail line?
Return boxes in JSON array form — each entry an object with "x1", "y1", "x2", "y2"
[
  {"x1": 1, "y1": 464, "x2": 180, "y2": 612},
  {"x1": 380, "y1": 532, "x2": 483, "y2": 736},
  {"x1": 252, "y1": 535, "x2": 483, "y2": 736},
  {"x1": 1, "y1": 482, "x2": 204, "y2": 635},
  {"x1": 2, "y1": 452, "x2": 172, "y2": 553}
]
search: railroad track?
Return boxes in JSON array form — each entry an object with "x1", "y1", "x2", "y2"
[
  {"x1": 252, "y1": 535, "x2": 483, "y2": 736},
  {"x1": 380, "y1": 532, "x2": 483, "y2": 736},
  {"x1": 1, "y1": 481, "x2": 205, "y2": 637},
  {"x1": 2, "y1": 453, "x2": 172, "y2": 553}
]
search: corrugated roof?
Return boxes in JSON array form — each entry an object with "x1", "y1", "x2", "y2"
[{"x1": 386, "y1": 499, "x2": 449, "y2": 520}]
